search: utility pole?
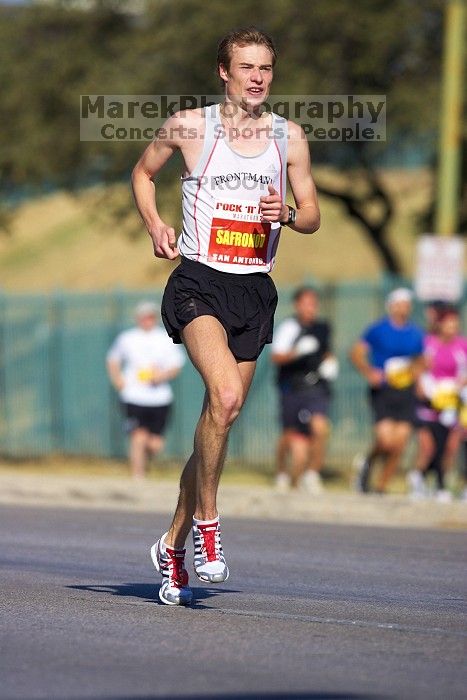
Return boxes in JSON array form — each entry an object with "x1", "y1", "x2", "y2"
[{"x1": 435, "y1": 0, "x2": 466, "y2": 236}]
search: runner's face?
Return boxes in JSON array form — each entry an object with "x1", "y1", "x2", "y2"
[
  {"x1": 219, "y1": 44, "x2": 274, "y2": 110},
  {"x1": 389, "y1": 300, "x2": 411, "y2": 323},
  {"x1": 138, "y1": 314, "x2": 157, "y2": 331},
  {"x1": 295, "y1": 292, "x2": 318, "y2": 325},
  {"x1": 439, "y1": 314, "x2": 459, "y2": 339}
]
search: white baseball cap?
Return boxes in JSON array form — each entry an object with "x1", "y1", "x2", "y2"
[
  {"x1": 135, "y1": 300, "x2": 159, "y2": 318},
  {"x1": 386, "y1": 288, "x2": 413, "y2": 307}
]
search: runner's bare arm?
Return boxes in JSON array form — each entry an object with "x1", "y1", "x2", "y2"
[
  {"x1": 271, "y1": 347, "x2": 336, "y2": 367},
  {"x1": 349, "y1": 340, "x2": 383, "y2": 387},
  {"x1": 258, "y1": 122, "x2": 319, "y2": 233},
  {"x1": 106, "y1": 358, "x2": 125, "y2": 391},
  {"x1": 411, "y1": 354, "x2": 427, "y2": 381},
  {"x1": 131, "y1": 114, "x2": 185, "y2": 260},
  {"x1": 150, "y1": 365, "x2": 183, "y2": 384},
  {"x1": 270, "y1": 350, "x2": 299, "y2": 365},
  {"x1": 285, "y1": 122, "x2": 320, "y2": 233}
]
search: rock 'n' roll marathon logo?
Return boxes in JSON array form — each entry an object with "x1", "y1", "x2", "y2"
[{"x1": 208, "y1": 198, "x2": 272, "y2": 266}]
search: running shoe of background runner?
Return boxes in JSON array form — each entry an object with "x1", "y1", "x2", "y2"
[
  {"x1": 192, "y1": 517, "x2": 229, "y2": 583},
  {"x1": 275, "y1": 471, "x2": 291, "y2": 492},
  {"x1": 301, "y1": 469, "x2": 324, "y2": 495},
  {"x1": 407, "y1": 469, "x2": 428, "y2": 500},
  {"x1": 435, "y1": 489, "x2": 453, "y2": 503},
  {"x1": 151, "y1": 533, "x2": 192, "y2": 606}
]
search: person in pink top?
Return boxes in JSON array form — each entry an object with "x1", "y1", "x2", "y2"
[{"x1": 409, "y1": 306, "x2": 467, "y2": 500}]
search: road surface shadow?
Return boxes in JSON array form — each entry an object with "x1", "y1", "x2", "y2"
[{"x1": 67, "y1": 582, "x2": 241, "y2": 606}]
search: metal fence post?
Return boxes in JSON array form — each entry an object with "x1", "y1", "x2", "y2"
[{"x1": 0, "y1": 290, "x2": 7, "y2": 456}]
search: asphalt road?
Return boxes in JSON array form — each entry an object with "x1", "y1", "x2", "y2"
[{"x1": 1, "y1": 505, "x2": 466, "y2": 700}]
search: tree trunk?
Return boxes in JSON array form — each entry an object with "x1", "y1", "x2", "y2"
[{"x1": 316, "y1": 165, "x2": 402, "y2": 275}]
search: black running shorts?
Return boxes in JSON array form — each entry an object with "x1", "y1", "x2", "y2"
[
  {"x1": 123, "y1": 403, "x2": 171, "y2": 436},
  {"x1": 280, "y1": 385, "x2": 331, "y2": 435},
  {"x1": 161, "y1": 257, "x2": 278, "y2": 361},
  {"x1": 369, "y1": 385, "x2": 416, "y2": 424}
]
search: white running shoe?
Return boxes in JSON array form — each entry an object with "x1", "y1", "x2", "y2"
[
  {"x1": 275, "y1": 472, "x2": 291, "y2": 492},
  {"x1": 300, "y1": 470, "x2": 324, "y2": 495},
  {"x1": 407, "y1": 469, "x2": 427, "y2": 500},
  {"x1": 150, "y1": 533, "x2": 192, "y2": 606},
  {"x1": 192, "y1": 516, "x2": 229, "y2": 583},
  {"x1": 435, "y1": 489, "x2": 453, "y2": 504}
]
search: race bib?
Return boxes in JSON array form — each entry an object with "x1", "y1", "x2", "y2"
[
  {"x1": 137, "y1": 367, "x2": 154, "y2": 383},
  {"x1": 384, "y1": 357, "x2": 413, "y2": 389},
  {"x1": 208, "y1": 197, "x2": 271, "y2": 267},
  {"x1": 431, "y1": 378, "x2": 459, "y2": 412},
  {"x1": 459, "y1": 404, "x2": 467, "y2": 428}
]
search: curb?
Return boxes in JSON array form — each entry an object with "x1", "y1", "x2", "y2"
[{"x1": 0, "y1": 471, "x2": 466, "y2": 530}]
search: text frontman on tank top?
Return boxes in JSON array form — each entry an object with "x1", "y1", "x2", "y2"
[{"x1": 131, "y1": 27, "x2": 320, "y2": 606}]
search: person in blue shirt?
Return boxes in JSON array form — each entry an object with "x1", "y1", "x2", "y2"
[{"x1": 350, "y1": 288, "x2": 425, "y2": 493}]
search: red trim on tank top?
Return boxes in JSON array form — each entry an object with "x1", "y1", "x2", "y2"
[
  {"x1": 273, "y1": 137, "x2": 284, "y2": 201},
  {"x1": 194, "y1": 134, "x2": 221, "y2": 260},
  {"x1": 271, "y1": 136, "x2": 284, "y2": 264}
]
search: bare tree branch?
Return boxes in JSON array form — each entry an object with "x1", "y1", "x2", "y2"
[{"x1": 316, "y1": 162, "x2": 401, "y2": 274}]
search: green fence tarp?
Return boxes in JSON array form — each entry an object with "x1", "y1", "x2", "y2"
[{"x1": 1, "y1": 282, "x2": 463, "y2": 468}]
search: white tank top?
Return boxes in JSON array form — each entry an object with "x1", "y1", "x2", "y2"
[{"x1": 178, "y1": 103, "x2": 288, "y2": 274}]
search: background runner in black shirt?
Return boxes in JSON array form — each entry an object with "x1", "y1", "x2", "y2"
[{"x1": 271, "y1": 287, "x2": 338, "y2": 493}]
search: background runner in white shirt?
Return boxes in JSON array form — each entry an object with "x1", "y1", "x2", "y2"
[{"x1": 107, "y1": 301, "x2": 185, "y2": 479}]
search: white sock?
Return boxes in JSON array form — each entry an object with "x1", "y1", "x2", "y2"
[
  {"x1": 193, "y1": 515, "x2": 219, "y2": 526},
  {"x1": 160, "y1": 532, "x2": 184, "y2": 552}
]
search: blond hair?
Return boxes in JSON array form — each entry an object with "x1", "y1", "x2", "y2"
[{"x1": 217, "y1": 27, "x2": 277, "y2": 77}]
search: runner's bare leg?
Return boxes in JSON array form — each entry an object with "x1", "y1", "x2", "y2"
[
  {"x1": 166, "y1": 316, "x2": 256, "y2": 549},
  {"x1": 308, "y1": 414, "x2": 329, "y2": 472},
  {"x1": 129, "y1": 428, "x2": 149, "y2": 479},
  {"x1": 147, "y1": 434, "x2": 164, "y2": 457},
  {"x1": 377, "y1": 421, "x2": 412, "y2": 491},
  {"x1": 288, "y1": 433, "x2": 309, "y2": 487},
  {"x1": 276, "y1": 432, "x2": 291, "y2": 477}
]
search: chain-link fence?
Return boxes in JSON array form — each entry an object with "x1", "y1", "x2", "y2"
[{"x1": 1, "y1": 280, "x2": 463, "y2": 468}]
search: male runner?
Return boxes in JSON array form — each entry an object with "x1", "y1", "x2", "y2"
[
  {"x1": 350, "y1": 288, "x2": 424, "y2": 494},
  {"x1": 106, "y1": 301, "x2": 184, "y2": 480},
  {"x1": 271, "y1": 286, "x2": 338, "y2": 493},
  {"x1": 132, "y1": 27, "x2": 320, "y2": 605}
]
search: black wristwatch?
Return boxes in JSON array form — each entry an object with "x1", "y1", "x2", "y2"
[{"x1": 280, "y1": 205, "x2": 297, "y2": 227}]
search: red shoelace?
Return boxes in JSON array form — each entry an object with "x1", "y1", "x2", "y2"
[
  {"x1": 166, "y1": 549, "x2": 189, "y2": 588},
  {"x1": 197, "y1": 523, "x2": 218, "y2": 562}
]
